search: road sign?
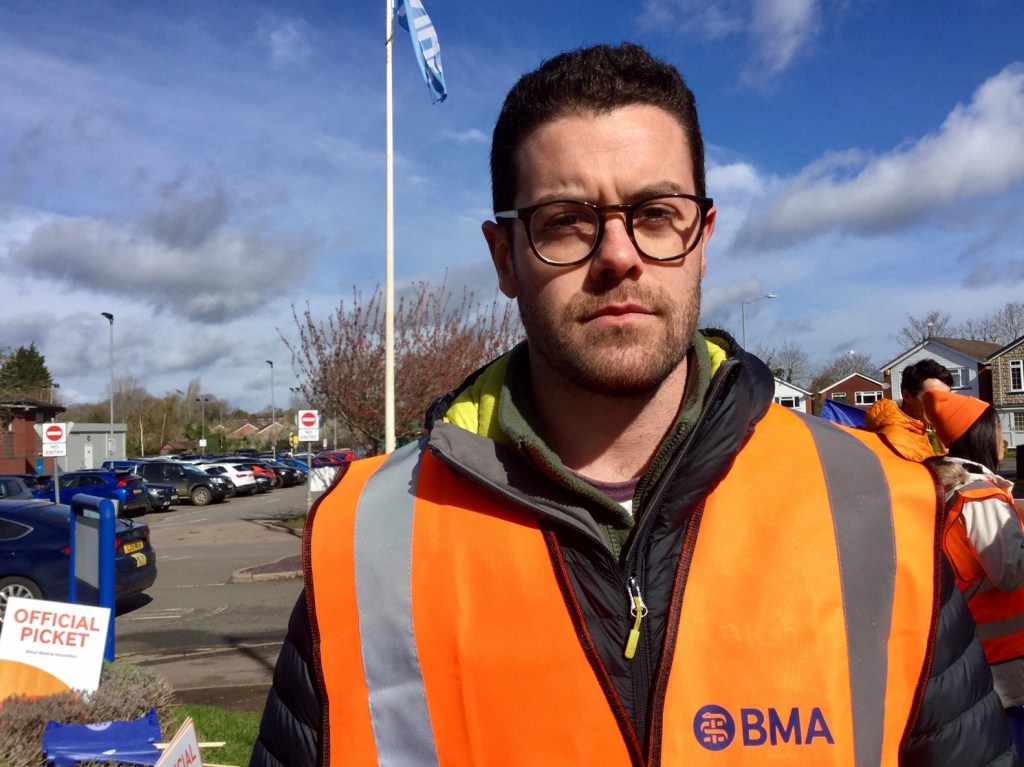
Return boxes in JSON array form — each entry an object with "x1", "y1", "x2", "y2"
[
  {"x1": 297, "y1": 409, "x2": 320, "y2": 442},
  {"x1": 41, "y1": 422, "x2": 68, "y2": 458}
]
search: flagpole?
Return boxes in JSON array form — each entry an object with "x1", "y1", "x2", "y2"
[{"x1": 384, "y1": 0, "x2": 396, "y2": 454}]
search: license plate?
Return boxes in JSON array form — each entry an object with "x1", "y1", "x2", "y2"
[
  {"x1": 123, "y1": 540, "x2": 144, "y2": 553},
  {"x1": 132, "y1": 488, "x2": 142, "y2": 495}
]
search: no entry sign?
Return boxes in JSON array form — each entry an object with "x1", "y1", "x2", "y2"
[
  {"x1": 297, "y1": 410, "x2": 320, "y2": 442},
  {"x1": 42, "y1": 422, "x2": 68, "y2": 457}
]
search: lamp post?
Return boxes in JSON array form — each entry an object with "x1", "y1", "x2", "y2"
[
  {"x1": 740, "y1": 293, "x2": 778, "y2": 348},
  {"x1": 266, "y1": 360, "x2": 276, "y2": 459},
  {"x1": 100, "y1": 312, "x2": 114, "y2": 458},
  {"x1": 195, "y1": 397, "x2": 210, "y2": 452}
]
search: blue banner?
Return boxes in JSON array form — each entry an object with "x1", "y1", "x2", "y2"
[
  {"x1": 43, "y1": 708, "x2": 162, "y2": 767},
  {"x1": 819, "y1": 399, "x2": 867, "y2": 429},
  {"x1": 394, "y1": 0, "x2": 447, "y2": 103}
]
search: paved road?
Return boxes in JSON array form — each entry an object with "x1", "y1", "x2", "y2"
[{"x1": 114, "y1": 483, "x2": 310, "y2": 710}]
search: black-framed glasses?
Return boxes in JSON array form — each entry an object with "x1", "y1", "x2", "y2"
[{"x1": 494, "y1": 193, "x2": 714, "y2": 266}]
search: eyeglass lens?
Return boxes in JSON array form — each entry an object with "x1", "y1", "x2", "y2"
[{"x1": 529, "y1": 197, "x2": 703, "y2": 263}]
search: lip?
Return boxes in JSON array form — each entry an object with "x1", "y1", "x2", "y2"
[{"x1": 584, "y1": 302, "x2": 654, "y2": 321}]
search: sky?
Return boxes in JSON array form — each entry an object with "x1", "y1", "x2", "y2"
[{"x1": 1, "y1": 0, "x2": 1022, "y2": 412}]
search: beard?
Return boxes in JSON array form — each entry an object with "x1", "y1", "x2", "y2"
[{"x1": 516, "y1": 279, "x2": 701, "y2": 397}]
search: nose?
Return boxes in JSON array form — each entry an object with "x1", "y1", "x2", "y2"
[{"x1": 589, "y1": 213, "x2": 643, "y2": 281}]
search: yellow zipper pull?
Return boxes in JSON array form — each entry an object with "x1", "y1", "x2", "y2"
[{"x1": 624, "y1": 578, "x2": 647, "y2": 659}]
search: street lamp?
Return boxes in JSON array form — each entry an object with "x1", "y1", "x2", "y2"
[
  {"x1": 266, "y1": 360, "x2": 276, "y2": 459},
  {"x1": 195, "y1": 397, "x2": 210, "y2": 451},
  {"x1": 740, "y1": 293, "x2": 778, "y2": 348},
  {"x1": 101, "y1": 312, "x2": 114, "y2": 458}
]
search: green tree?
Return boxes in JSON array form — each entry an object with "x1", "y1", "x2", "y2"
[{"x1": 0, "y1": 343, "x2": 53, "y2": 398}]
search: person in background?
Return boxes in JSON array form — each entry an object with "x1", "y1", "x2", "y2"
[
  {"x1": 250, "y1": 43, "x2": 1016, "y2": 766},
  {"x1": 923, "y1": 388, "x2": 1024, "y2": 755},
  {"x1": 865, "y1": 358, "x2": 954, "y2": 459}
]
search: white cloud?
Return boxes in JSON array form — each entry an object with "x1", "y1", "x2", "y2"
[
  {"x1": 444, "y1": 128, "x2": 489, "y2": 144},
  {"x1": 637, "y1": 0, "x2": 819, "y2": 81},
  {"x1": 708, "y1": 161, "x2": 765, "y2": 196},
  {"x1": 3, "y1": 209, "x2": 311, "y2": 324},
  {"x1": 262, "y1": 19, "x2": 313, "y2": 67},
  {"x1": 638, "y1": 0, "x2": 746, "y2": 39},
  {"x1": 746, "y1": 0, "x2": 820, "y2": 82},
  {"x1": 733, "y1": 64, "x2": 1024, "y2": 250}
]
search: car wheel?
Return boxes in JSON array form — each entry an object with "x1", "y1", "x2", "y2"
[
  {"x1": 273, "y1": 474, "x2": 283, "y2": 488},
  {"x1": 0, "y1": 576, "x2": 43, "y2": 623},
  {"x1": 190, "y1": 485, "x2": 213, "y2": 506}
]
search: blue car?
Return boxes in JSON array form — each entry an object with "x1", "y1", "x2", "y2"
[
  {"x1": 0, "y1": 498, "x2": 157, "y2": 621},
  {"x1": 35, "y1": 470, "x2": 150, "y2": 516}
]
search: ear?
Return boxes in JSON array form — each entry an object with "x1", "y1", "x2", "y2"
[
  {"x1": 482, "y1": 220, "x2": 518, "y2": 298},
  {"x1": 698, "y1": 205, "x2": 717, "y2": 280}
]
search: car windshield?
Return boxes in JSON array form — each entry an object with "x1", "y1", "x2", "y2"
[{"x1": 180, "y1": 464, "x2": 207, "y2": 476}]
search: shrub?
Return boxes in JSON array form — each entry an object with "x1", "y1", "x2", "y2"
[{"x1": 0, "y1": 662, "x2": 177, "y2": 767}]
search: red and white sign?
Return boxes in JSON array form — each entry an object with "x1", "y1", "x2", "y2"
[
  {"x1": 156, "y1": 716, "x2": 202, "y2": 767},
  {"x1": 42, "y1": 422, "x2": 68, "y2": 457},
  {"x1": 297, "y1": 410, "x2": 319, "y2": 443}
]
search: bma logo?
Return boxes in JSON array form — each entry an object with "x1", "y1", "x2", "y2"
[
  {"x1": 693, "y1": 705, "x2": 735, "y2": 750},
  {"x1": 694, "y1": 705, "x2": 835, "y2": 750}
]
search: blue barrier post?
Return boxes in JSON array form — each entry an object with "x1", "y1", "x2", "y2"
[
  {"x1": 70, "y1": 494, "x2": 117, "y2": 662},
  {"x1": 98, "y1": 497, "x2": 116, "y2": 661},
  {"x1": 67, "y1": 509, "x2": 77, "y2": 604}
]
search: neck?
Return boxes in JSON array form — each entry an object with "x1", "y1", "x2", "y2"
[{"x1": 527, "y1": 350, "x2": 689, "y2": 483}]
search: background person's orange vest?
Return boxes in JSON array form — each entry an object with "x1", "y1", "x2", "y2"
[
  {"x1": 307, "y1": 406, "x2": 940, "y2": 765},
  {"x1": 943, "y1": 481, "x2": 1024, "y2": 665}
]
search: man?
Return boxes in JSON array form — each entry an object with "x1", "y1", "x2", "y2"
[
  {"x1": 251, "y1": 44, "x2": 1015, "y2": 765},
  {"x1": 866, "y1": 358, "x2": 954, "y2": 460}
]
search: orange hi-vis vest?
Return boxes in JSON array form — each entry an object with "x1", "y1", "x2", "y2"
[
  {"x1": 943, "y1": 480, "x2": 1024, "y2": 664},
  {"x1": 306, "y1": 406, "x2": 941, "y2": 766}
]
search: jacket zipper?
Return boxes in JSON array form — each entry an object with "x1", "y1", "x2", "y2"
[
  {"x1": 624, "y1": 577, "x2": 647, "y2": 659},
  {"x1": 617, "y1": 360, "x2": 739, "y2": 754}
]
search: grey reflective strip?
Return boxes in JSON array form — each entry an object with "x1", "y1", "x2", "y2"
[
  {"x1": 353, "y1": 440, "x2": 439, "y2": 765},
  {"x1": 801, "y1": 415, "x2": 896, "y2": 767},
  {"x1": 976, "y1": 611, "x2": 1024, "y2": 642}
]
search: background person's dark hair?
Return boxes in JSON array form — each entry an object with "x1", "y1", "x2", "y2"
[
  {"x1": 946, "y1": 405, "x2": 1001, "y2": 473},
  {"x1": 490, "y1": 43, "x2": 706, "y2": 213},
  {"x1": 901, "y1": 358, "x2": 954, "y2": 397}
]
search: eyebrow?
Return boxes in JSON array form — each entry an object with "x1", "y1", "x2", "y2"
[{"x1": 520, "y1": 182, "x2": 694, "y2": 207}]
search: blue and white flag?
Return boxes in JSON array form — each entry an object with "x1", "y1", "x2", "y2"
[{"x1": 394, "y1": 0, "x2": 447, "y2": 103}]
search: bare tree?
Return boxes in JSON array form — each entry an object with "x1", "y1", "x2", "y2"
[
  {"x1": 283, "y1": 278, "x2": 523, "y2": 454},
  {"x1": 810, "y1": 351, "x2": 881, "y2": 395},
  {"x1": 955, "y1": 301, "x2": 1024, "y2": 345},
  {"x1": 894, "y1": 310, "x2": 952, "y2": 350},
  {"x1": 753, "y1": 341, "x2": 811, "y2": 388}
]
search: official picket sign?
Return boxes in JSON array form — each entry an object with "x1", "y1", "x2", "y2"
[{"x1": 0, "y1": 597, "x2": 110, "y2": 695}]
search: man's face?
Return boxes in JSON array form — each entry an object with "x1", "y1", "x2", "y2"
[
  {"x1": 906, "y1": 377, "x2": 952, "y2": 421},
  {"x1": 482, "y1": 105, "x2": 715, "y2": 396}
]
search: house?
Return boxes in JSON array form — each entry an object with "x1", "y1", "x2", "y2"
[
  {"x1": 881, "y1": 337, "x2": 1001, "y2": 403},
  {"x1": 0, "y1": 397, "x2": 67, "y2": 474},
  {"x1": 773, "y1": 378, "x2": 812, "y2": 413},
  {"x1": 818, "y1": 373, "x2": 887, "y2": 411},
  {"x1": 986, "y1": 334, "x2": 1024, "y2": 448}
]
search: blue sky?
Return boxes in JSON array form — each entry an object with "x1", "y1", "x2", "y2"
[{"x1": 1, "y1": 0, "x2": 1022, "y2": 412}]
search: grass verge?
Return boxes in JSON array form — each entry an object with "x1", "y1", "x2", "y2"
[{"x1": 165, "y1": 703, "x2": 261, "y2": 766}]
